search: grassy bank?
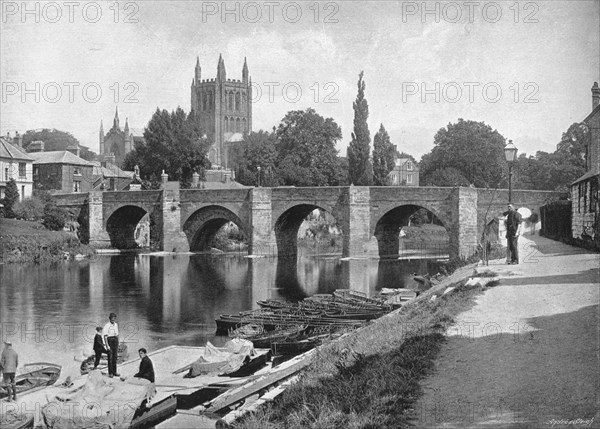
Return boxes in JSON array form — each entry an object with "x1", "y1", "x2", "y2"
[
  {"x1": 233, "y1": 264, "x2": 497, "y2": 429},
  {"x1": 0, "y1": 218, "x2": 95, "y2": 264}
]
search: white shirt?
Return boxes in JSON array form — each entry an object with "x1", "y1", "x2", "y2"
[{"x1": 103, "y1": 321, "x2": 119, "y2": 338}]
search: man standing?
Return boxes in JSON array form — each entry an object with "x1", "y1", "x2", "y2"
[
  {"x1": 503, "y1": 203, "x2": 522, "y2": 264},
  {"x1": 0, "y1": 341, "x2": 18, "y2": 402},
  {"x1": 134, "y1": 348, "x2": 155, "y2": 383},
  {"x1": 103, "y1": 313, "x2": 120, "y2": 378}
]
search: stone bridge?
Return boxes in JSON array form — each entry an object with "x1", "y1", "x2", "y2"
[{"x1": 53, "y1": 184, "x2": 565, "y2": 260}]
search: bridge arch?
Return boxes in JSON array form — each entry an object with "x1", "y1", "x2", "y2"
[
  {"x1": 274, "y1": 204, "x2": 342, "y2": 258},
  {"x1": 183, "y1": 205, "x2": 249, "y2": 252},
  {"x1": 373, "y1": 204, "x2": 451, "y2": 259},
  {"x1": 106, "y1": 205, "x2": 151, "y2": 249}
]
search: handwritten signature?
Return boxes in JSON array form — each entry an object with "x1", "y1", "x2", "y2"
[{"x1": 547, "y1": 418, "x2": 594, "y2": 427}]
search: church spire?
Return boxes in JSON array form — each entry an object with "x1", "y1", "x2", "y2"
[
  {"x1": 124, "y1": 117, "x2": 129, "y2": 133},
  {"x1": 113, "y1": 107, "x2": 120, "y2": 129},
  {"x1": 217, "y1": 53, "x2": 226, "y2": 82},
  {"x1": 242, "y1": 57, "x2": 248, "y2": 83},
  {"x1": 195, "y1": 56, "x2": 201, "y2": 84}
]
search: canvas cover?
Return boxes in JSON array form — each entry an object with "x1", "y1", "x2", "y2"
[
  {"x1": 41, "y1": 370, "x2": 153, "y2": 429},
  {"x1": 187, "y1": 339, "x2": 255, "y2": 377}
]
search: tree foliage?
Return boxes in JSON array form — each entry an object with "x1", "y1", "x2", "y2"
[
  {"x1": 347, "y1": 71, "x2": 372, "y2": 185},
  {"x1": 22, "y1": 129, "x2": 96, "y2": 161},
  {"x1": 230, "y1": 130, "x2": 279, "y2": 186},
  {"x1": 372, "y1": 124, "x2": 396, "y2": 186},
  {"x1": 13, "y1": 197, "x2": 45, "y2": 221},
  {"x1": 123, "y1": 108, "x2": 211, "y2": 188},
  {"x1": 420, "y1": 119, "x2": 506, "y2": 188},
  {"x1": 275, "y1": 108, "x2": 344, "y2": 186},
  {"x1": 1, "y1": 179, "x2": 19, "y2": 218}
]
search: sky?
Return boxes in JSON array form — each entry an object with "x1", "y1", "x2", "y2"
[{"x1": 1, "y1": 0, "x2": 599, "y2": 159}]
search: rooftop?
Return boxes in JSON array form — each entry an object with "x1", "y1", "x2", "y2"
[
  {"x1": 0, "y1": 137, "x2": 34, "y2": 161},
  {"x1": 29, "y1": 151, "x2": 93, "y2": 166}
]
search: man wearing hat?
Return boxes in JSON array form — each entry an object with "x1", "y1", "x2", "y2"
[
  {"x1": 503, "y1": 203, "x2": 522, "y2": 264},
  {"x1": 102, "y1": 313, "x2": 120, "y2": 378},
  {"x1": 0, "y1": 341, "x2": 18, "y2": 401}
]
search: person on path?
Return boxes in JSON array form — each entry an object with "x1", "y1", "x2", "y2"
[
  {"x1": 503, "y1": 203, "x2": 522, "y2": 264},
  {"x1": 103, "y1": 313, "x2": 120, "y2": 377},
  {"x1": 0, "y1": 341, "x2": 18, "y2": 402}
]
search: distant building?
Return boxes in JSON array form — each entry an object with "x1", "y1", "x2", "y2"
[
  {"x1": 30, "y1": 150, "x2": 94, "y2": 193},
  {"x1": 190, "y1": 55, "x2": 252, "y2": 168},
  {"x1": 91, "y1": 161, "x2": 134, "y2": 191},
  {"x1": 388, "y1": 158, "x2": 420, "y2": 186},
  {"x1": 98, "y1": 108, "x2": 143, "y2": 167},
  {"x1": 0, "y1": 133, "x2": 33, "y2": 200},
  {"x1": 571, "y1": 82, "x2": 600, "y2": 241}
]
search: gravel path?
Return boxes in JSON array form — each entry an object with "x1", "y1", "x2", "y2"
[{"x1": 414, "y1": 235, "x2": 599, "y2": 428}]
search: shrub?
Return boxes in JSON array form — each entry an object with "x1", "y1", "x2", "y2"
[
  {"x1": 1, "y1": 178, "x2": 19, "y2": 218},
  {"x1": 13, "y1": 197, "x2": 45, "y2": 221},
  {"x1": 43, "y1": 204, "x2": 69, "y2": 231}
]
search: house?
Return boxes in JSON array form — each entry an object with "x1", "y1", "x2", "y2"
[
  {"x1": 571, "y1": 82, "x2": 600, "y2": 242},
  {"x1": 30, "y1": 150, "x2": 94, "y2": 193},
  {"x1": 388, "y1": 158, "x2": 420, "y2": 186},
  {"x1": 90, "y1": 161, "x2": 134, "y2": 191},
  {"x1": 0, "y1": 134, "x2": 34, "y2": 200}
]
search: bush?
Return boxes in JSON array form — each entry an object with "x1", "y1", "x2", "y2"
[
  {"x1": 43, "y1": 204, "x2": 69, "y2": 231},
  {"x1": 13, "y1": 197, "x2": 45, "y2": 220},
  {"x1": 1, "y1": 178, "x2": 19, "y2": 218}
]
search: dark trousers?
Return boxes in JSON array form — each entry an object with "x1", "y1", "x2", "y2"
[
  {"x1": 3, "y1": 373, "x2": 16, "y2": 399},
  {"x1": 93, "y1": 350, "x2": 103, "y2": 368},
  {"x1": 507, "y1": 235, "x2": 519, "y2": 263},
  {"x1": 107, "y1": 336, "x2": 119, "y2": 375}
]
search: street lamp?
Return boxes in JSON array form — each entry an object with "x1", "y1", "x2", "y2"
[
  {"x1": 257, "y1": 166, "x2": 262, "y2": 187},
  {"x1": 504, "y1": 140, "x2": 518, "y2": 203}
]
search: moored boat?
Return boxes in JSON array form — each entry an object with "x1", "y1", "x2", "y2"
[{"x1": 0, "y1": 362, "x2": 61, "y2": 400}]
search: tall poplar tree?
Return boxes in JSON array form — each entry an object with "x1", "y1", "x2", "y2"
[
  {"x1": 372, "y1": 124, "x2": 396, "y2": 185},
  {"x1": 347, "y1": 71, "x2": 372, "y2": 185}
]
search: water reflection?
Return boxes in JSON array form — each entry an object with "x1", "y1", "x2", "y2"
[{"x1": 0, "y1": 253, "x2": 443, "y2": 379}]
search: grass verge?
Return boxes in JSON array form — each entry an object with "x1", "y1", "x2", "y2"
[
  {"x1": 0, "y1": 218, "x2": 95, "y2": 264},
  {"x1": 232, "y1": 264, "x2": 496, "y2": 429}
]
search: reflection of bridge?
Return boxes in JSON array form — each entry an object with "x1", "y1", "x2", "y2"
[{"x1": 54, "y1": 184, "x2": 565, "y2": 259}]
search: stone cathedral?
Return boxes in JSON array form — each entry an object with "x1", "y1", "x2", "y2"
[{"x1": 191, "y1": 55, "x2": 252, "y2": 168}]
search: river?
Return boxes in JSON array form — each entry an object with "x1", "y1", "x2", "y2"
[{"x1": 0, "y1": 251, "x2": 445, "y2": 379}]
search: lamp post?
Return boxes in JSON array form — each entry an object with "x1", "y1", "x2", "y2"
[
  {"x1": 504, "y1": 140, "x2": 518, "y2": 203},
  {"x1": 257, "y1": 166, "x2": 261, "y2": 187}
]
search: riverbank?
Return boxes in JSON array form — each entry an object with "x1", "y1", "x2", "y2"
[
  {"x1": 0, "y1": 218, "x2": 95, "y2": 264},
  {"x1": 232, "y1": 259, "x2": 497, "y2": 428}
]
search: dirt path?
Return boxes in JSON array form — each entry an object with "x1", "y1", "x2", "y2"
[{"x1": 413, "y1": 235, "x2": 599, "y2": 428}]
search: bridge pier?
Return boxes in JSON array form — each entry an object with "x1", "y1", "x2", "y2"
[
  {"x1": 342, "y1": 186, "x2": 371, "y2": 258},
  {"x1": 249, "y1": 188, "x2": 277, "y2": 255},
  {"x1": 160, "y1": 184, "x2": 190, "y2": 252},
  {"x1": 88, "y1": 191, "x2": 111, "y2": 248},
  {"x1": 449, "y1": 187, "x2": 479, "y2": 259}
]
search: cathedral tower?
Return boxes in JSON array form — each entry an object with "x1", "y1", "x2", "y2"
[{"x1": 190, "y1": 55, "x2": 252, "y2": 167}]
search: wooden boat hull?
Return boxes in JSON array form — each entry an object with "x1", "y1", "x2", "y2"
[
  {"x1": 0, "y1": 363, "x2": 61, "y2": 399},
  {"x1": 129, "y1": 395, "x2": 177, "y2": 429}
]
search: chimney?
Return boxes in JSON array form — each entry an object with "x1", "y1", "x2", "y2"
[
  {"x1": 13, "y1": 131, "x2": 22, "y2": 147},
  {"x1": 592, "y1": 82, "x2": 600, "y2": 110}
]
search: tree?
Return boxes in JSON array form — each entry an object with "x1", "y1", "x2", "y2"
[
  {"x1": 230, "y1": 130, "x2": 279, "y2": 186},
  {"x1": 395, "y1": 151, "x2": 417, "y2": 163},
  {"x1": 1, "y1": 179, "x2": 19, "y2": 218},
  {"x1": 275, "y1": 108, "x2": 344, "y2": 186},
  {"x1": 372, "y1": 124, "x2": 396, "y2": 185},
  {"x1": 22, "y1": 129, "x2": 96, "y2": 161},
  {"x1": 347, "y1": 71, "x2": 372, "y2": 185},
  {"x1": 123, "y1": 108, "x2": 211, "y2": 187},
  {"x1": 420, "y1": 119, "x2": 506, "y2": 188}
]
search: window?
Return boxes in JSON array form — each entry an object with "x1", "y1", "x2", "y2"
[
  {"x1": 21, "y1": 186, "x2": 25, "y2": 199},
  {"x1": 19, "y1": 162, "x2": 26, "y2": 178},
  {"x1": 4, "y1": 167, "x2": 8, "y2": 181},
  {"x1": 235, "y1": 92, "x2": 241, "y2": 111},
  {"x1": 73, "y1": 181, "x2": 81, "y2": 192},
  {"x1": 406, "y1": 161, "x2": 413, "y2": 171},
  {"x1": 407, "y1": 174, "x2": 413, "y2": 184},
  {"x1": 74, "y1": 167, "x2": 81, "y2": 175}
]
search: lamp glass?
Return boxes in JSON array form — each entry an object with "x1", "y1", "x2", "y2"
[{"x1": 504, "y1": 141, "x2": 518, "y2": 162}]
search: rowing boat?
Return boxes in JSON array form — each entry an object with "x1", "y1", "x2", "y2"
[{"x1": 0, "y1": 362, "x2": 61, "y2": 399}]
